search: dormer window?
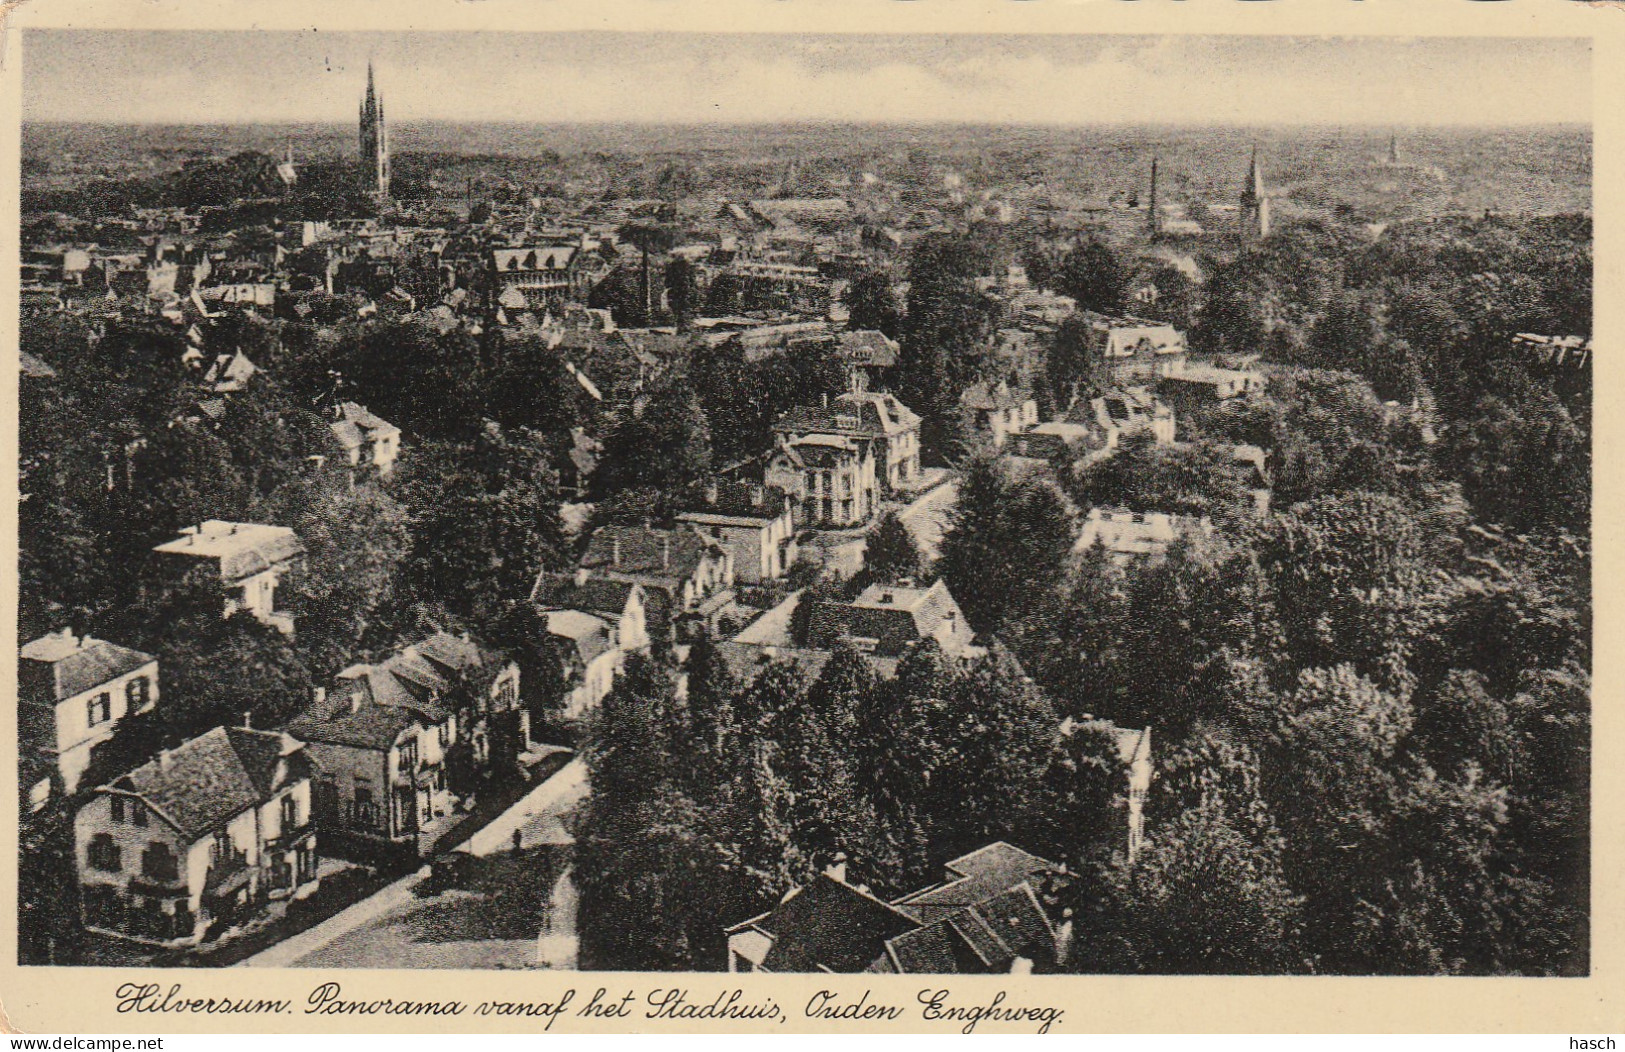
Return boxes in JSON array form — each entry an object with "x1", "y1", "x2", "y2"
[
  {"x1": 126, "y1": 677, "x2": 150, "y2": 711},
  {"x1": 87, "y1": 693, "x2": 112, "y2": 727}
]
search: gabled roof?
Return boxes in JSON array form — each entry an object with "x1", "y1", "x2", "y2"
[
  {"x1": 286, "y1": 694, "x2": 419, "y2": 752},
  {"x1": 825, "y1": 580, "x2": 976, "y2": 658},
  {"x1": 757, "y1": 874, "x2": 922, "y2": 973},
  {"x1": 838, "y1": 330, "x2": 899, "y2": 368},
  {"x1": 731, "y1": 842, "x2": 1067, "y2": 974},
  {"x1": 961, "y1": 379, "x2": 1032, "y2": 412},
  {"x1": 492, "y1": 245, "x2": 577, "y2": 272},
  {"x1": 896, "y1": 842, "x2": 1063, "y2": 925},
  {"x1": 533, "y1": 575, "x2": 642, "y2": 621},
  {"x1": 105, "y1": 726, "x2": 308, "y2": 842},
  {"x1": 329, "y1": 402, "x2": 399, "y2": 450},
  {"x1": 676, "y1": 479, "x2": 792, "y2": 524},
  {"x1": 20, "y1": 629, "x2": 154, "y2": 703},
  {"x1": 289, "y1": 631, "x2": 504, "y2": 749},
  {"x1": 580, "y1": 523, "x2": 724, "y2": 585},
  {"x1": 776, "y1": 391, "x2": 921, "y2": 440},
  {"x1": 541, "y1": 609, "x2": 615, "y2": 666}
]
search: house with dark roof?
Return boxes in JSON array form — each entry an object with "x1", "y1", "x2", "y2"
[
  {"x1": 765, "y1": 429, "x2": 878, "y2": 530},
  {"x1": 837, "y1": 329, "x2": 899, "y2": 392},
  {"x1": 329, "y1": 402, "x2": 401, "y2": 477},
  {"x1": 961, "y1": 378, "x2": 1040, "y2": 450},
  {"x1": 1157, "y1": 361, "x2": 1264, "y2": 409},
  {"x1": 572, "y1": 523, "x2": 735, "y2": 643},
  {"x1": 726, "y1": 843, "x2": 1070, "y2": 974},
  {"x1": 152, "y1": 520, "x2": 305, "y2": 634},
  {"x1": 530, "y1": 572, "x2": 650, "y2": 718},
  {"x1": 773, "y1": 391, "x2": 923, "y2": 499},
  {"x1": 286, "y1": 632, "x2": 522, "y2": 855},
  {"x1": 20, "y1": 629, "x2": 159, "y2": 806},
  {"x1": 812, "y1": 580, "x2": 979, "y2": 663},
  {"x1": 488, "y1": 244, "x2": 588, "y2": 309},
  {"x1": 73, "y1": 726, "x2": 318, "y2": 947},
  {"x1": 676, "y1": 478, "x2": 798, "y2": 583},
  {"x1": 1082, "y1": 386, "x2": 1176, "y2": 449}
]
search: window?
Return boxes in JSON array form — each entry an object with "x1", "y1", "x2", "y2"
[
  {"x1": 126, "y1": 677, "x2": 150, "y2": 711},
  {"x1": 280, "y1": 793, "x2": 298, "y2": 832},
  {"x1": 88, "y1": 833, "x2": 121, "y2": 872},
  {"x1": 87, "y1": 693, "x2": 112, "y2": 727},
  {"x1": 212, "y1": 829, "x2": 233, "y2": 864},
  {"x1": 398, "y1": 739, "x2": 418, "y2": 775},
  {"x1": 131, "y1": 801, "x2": 147, "y2": 827},
  {"x1": 141, "y1": 842, "x2": 178, "y2": 882},
  {"x1": 110, "y1": 796, "x2": 125, "y2": 823},
  {"x1": 438, "y1": 722, "x2": 451, "y2": 747}
]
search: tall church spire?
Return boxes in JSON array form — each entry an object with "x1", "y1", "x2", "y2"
[
  {"x1": 1239, "y1": 143, "x2": 1270, "y2": 247},
  {"x1": 358, "y1": 59, "x2": 390, "y2": 201},
  {"x1": 1147, "y1": 156, "x2": 1160, "y2": 238}
]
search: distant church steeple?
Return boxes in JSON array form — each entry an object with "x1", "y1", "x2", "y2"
[
  {"x1": 1388, "y1": 132, "x2": 1401, "y2": 165},
  {"x1": 1147, "y1": 156, "x2": 1160, "y2": 238},
  {"x1": 1239, "y1": 144, "x2": 1270, "y2": 247},
  {"x1": 358, "y1": 60, "x2": 391, "y2": 200}
]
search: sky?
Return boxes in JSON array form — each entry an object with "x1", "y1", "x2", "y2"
[{"x1": 22, "y1": 30, "x2": 1592, "y2": 127}]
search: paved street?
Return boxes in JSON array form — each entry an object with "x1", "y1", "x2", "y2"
[{"x1": 239, "y1": 757, "x2": 589, "y2": 969}]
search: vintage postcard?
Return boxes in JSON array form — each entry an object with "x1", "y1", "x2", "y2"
[{"x1": 1, "y1": 0, "x2": 1618, "y2": 1035}]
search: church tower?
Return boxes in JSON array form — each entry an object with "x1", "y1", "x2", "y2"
[
  {"x1": 1147, "y1": 156, "x2": 1160, "y2": 239},
  {"x1": 1239, "y1": 144, "x2": 1270, "y2": 247},
  {"x1": 1388, "y1": 132, "x2": 1401, "y2": 165},
  {"x1": 358, "y1": 61, "x2": 391, "y2": 201}
]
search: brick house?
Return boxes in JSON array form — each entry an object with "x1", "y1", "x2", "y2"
[
  {"x1": 20, "y1": 629, "x2": 159, "y2": 806},
  {"x1": 74, "y1": 726, "x2": 318, "y2": 946}
]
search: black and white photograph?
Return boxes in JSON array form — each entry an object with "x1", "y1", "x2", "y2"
[{"x1": 11, "y1": 20, "x2": 1593, "y2": 990}]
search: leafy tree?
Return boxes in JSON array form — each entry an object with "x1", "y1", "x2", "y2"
[
  {"x1": 897, "y1": 232, "x2": 998, "y2": 457},
  {"x1": 257, "y1": 473, "x2": 410, "y2": 668},
  {"x1": 1068, "y1": 434, "x2": 1254, "y2": 523},
  {"x1": 592, "y1": 375, "x2": 713, "y2": 497},
  {"x1": 863, "y1": 510, "x2": 922, "y2": 584},
  {"x1": 664, "y1": 257, "x2": 698, "y2": 327},
  {"x1": 846, "y1": 270, "x2": 903, "y2": 338},
  {"x1": 938, "y1": 457, "x2": 1074, "y2": 635},
  {"x1": 1054, "y1": 239, "x2": 1128, "y2": 315},
  {"x1": 1066, "y1": 803, "x2": 1307, "y2": 974},
  {"x1": 392, "y1": 425, "x2": 566, "y2": 623}
]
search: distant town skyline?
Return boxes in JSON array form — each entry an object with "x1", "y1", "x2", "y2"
[{"x1": 24, "y1": 30, "x2": 1590, "y2": 128}]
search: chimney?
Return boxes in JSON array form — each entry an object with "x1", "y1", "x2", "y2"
[
  {"x1": 312, "y1": 686, "x2": 327, "y2": 708},
  {"x1": 750, "y1": 485, "x2": 764, "y2": 507},
  {"x1": 822, "y1": 392, "x2": 829, "y2": 409},
  {"x1": 1053, "y1": 908, "x2": 1075, "y2": 968},
  {"x1": 612, "y1": 537, "x2": 621, "y2": 567},
  {"x1": 242, "y1": 710, "x2": 253, "y2": 729},
  {"x1": 706, "y1": 479, "x2": 719, "y2": 504},
  {"x1": 574, "y1": 567, "x2": 591, "y2": 587},
  {"x1": 662, "y1": 535, "x2": 671, "y2": 571},
  {"x1": 157, "y1": 749, "x2": 172, "y2": 773},
  {"x1": 824, "y1": 852, "x2": 848, "y2": 884}
]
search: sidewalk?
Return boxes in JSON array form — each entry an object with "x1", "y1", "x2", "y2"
[
  {"x1": 235, "y1": 867, "x2": 427, "y2": 968},
  {"x1": 236, "y1": 754, "x2": 589, "y2": 968}
]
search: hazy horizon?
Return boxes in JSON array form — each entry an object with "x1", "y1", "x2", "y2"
[{"x1": 24, "y1": 31, "x2": 1591, "y2": 127}]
